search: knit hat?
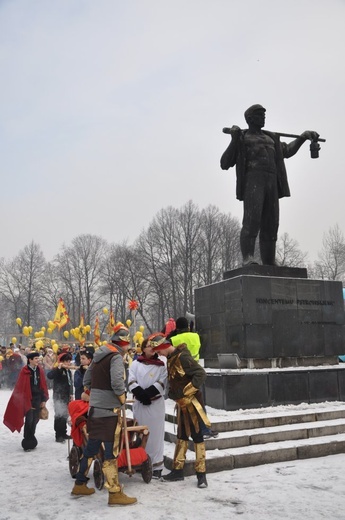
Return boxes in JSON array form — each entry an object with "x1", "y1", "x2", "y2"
[{"x1": 175, "y1": 317, "x2": 189, "y2": 330}]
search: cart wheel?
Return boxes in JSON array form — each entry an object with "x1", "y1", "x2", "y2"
[
  {"x1": 69, "y1": 445, "x2": 80, "y2": 478},
  {"x1": 141, "y1": 455, "x2": 152, "y2": 484},
  {"x1": 93, "y1": 457, "x2": 104, "y2": 490}
]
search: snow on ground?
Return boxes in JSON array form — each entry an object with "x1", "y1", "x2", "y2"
[{"x1": 1, "y1": 388, "x2": 345, "y2": 520}]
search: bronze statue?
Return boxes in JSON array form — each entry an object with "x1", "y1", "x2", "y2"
[{"x1": 220, "y1": 104, "x2": 323, "y2": 266}]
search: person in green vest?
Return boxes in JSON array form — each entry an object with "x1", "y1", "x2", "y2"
[
  {"x1": 170, "y1": 317, "x2": 201, "y2": 360},
  {"x1": 169, "y1": 317, "x2": 218, "y2": 439}
]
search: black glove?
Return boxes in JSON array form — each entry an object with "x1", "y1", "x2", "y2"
[
  {"x1": 132, "y1": 386, "x2": 151, "y2": 405},
  {"x1": 145, "y1": 385, "x2": 160, "y2": 399}
]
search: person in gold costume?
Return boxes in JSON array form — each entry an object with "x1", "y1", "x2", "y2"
[{"x1": 148, "y1": 332, "x2": 210, "y2": 488}]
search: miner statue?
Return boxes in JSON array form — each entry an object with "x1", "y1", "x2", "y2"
[{"x1": 220, "y1": 104, "x2": 324, "y2": 266}]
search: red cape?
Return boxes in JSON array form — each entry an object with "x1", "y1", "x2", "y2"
[
  {"x1": 68, "y1": 400, "x2": 89, "y2": 447},
  {"x1": 3, "y1": 365, "x2": 49, "y2": 433}
]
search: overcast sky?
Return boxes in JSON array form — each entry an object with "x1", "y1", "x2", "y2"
[{"x1": 1, "y1": 0, "x2": 344, "y2": 262}]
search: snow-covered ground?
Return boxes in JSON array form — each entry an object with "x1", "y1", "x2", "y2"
[{"x1": 1, "y1": 388, "x2": 345, "y2": 520}]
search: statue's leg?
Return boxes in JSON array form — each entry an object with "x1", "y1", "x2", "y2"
[
  {"x1": 241, "y1": 174, "x2": 263, "y2": 265},
  {"x1": 259, "y1": 176, "x2": 279, "y2": 265}
]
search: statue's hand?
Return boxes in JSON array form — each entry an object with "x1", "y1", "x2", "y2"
[
  {"x1": 301, "y1": 130, "x2": 320, "y2": 141},
  {"x1": 229, "y1": 125, "x2": 241, "y2": 136}
]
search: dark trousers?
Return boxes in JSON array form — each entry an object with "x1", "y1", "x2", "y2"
[
  {"x1": 178, "y1": 415, "x2": 203, "y2": 444},
  {"x1": 23, "y1": 408, "x2": 39, "y2": 443},
  {"x1": 241, "y1": 171, "x2": 279, "y2": 263},
  {"x1": 75, "y1": 439, "x2": 115, "y2": 483}
]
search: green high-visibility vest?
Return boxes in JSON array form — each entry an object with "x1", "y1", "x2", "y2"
[{"x1": 171, "y1": 332, "x2": 201, "y2": 361}]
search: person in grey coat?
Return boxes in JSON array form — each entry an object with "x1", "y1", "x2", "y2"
[{"x1": 71, "y1": 324, "x2": 137, "y2": 507}]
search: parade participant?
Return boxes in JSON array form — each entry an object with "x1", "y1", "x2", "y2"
[
  {"x1": 6, "y1": 347, "x2": 23, "y2": 388},
  {"x1": 128, "y1": 338, "x2": 167, "y2": 479},
  {"x1": 71, "y1": 324, "x2": 137, "y2": 506},
  {"x1": 47, "y1": 352, "x2": 73, "y2": 442},
  {"x1": 171, "y1": 317, "x2": 218, "y2": 439},
  {"x1": 3, "y1": 351, "x2": 49, "y2": 451},
  {"x1": 149, "y1": 333, "x2": 210, "y2": 488},
  {"x1": 74, "y1": 350, "x2": 93, "y2": 400}
]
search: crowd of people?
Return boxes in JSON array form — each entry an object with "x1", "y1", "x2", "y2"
[{"x1": 2, "y1": 316, "x2": 217, "y2": 507}]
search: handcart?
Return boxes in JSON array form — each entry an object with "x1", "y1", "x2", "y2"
[{"x1": 68, "y1": 400, "x2": 152, "y2": 489}]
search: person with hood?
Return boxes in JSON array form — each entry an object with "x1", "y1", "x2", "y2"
[
  {"x1": 3, "y1": 350, "x2": 49, "y2": 451},
  {"x1": 47, "y1": 352, "x2": 73, "y2": 442},
  {"x1": 128, "y1": 338, "x2": 167, "y2": 479},
  {"x1": 71, "y1": 323, "x2": 137, "y2": 506},
  {"x1": 148, "y1": 332, "x2": 210, "y2": 489}
]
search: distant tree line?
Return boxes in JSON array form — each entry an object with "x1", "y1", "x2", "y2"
[{"x1": 0, "y1": 200, "x2": 344, "y2": 341}]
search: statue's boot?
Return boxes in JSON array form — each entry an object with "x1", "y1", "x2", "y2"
[
  {"x1": 260, "y1": 240, "x2": 277, "y2": 266},
  {"x1": 240, "y1": 235, "x2": 257, "y2": 266}
]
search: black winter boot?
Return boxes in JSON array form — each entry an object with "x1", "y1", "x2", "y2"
[
  {"x1": 196, "y1": 472, "x2": 208, "y2": 488},
  {"x1": 163, "y1": 469, "x2": 184, "y2": 482}
]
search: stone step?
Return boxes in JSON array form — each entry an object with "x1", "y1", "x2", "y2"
[
  {"x1": 164, "y1": 418, "x2": 345, "y2": 450},
  {"x1": 163, "y1": 433, "x2": 345, "y2": 476},
  {"x1": 165, "y1": 406, "x2": 345, "y2": 432}
]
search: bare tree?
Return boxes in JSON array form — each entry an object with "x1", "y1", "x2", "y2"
[
  {"x1": 175, "y1": 200, "x2": 202, "y2": 315},
  {"x1": 276, "y1": 232, "x2": 308, "y2": 267},
  {"x1": 0, "y1": 241, "x2": 47, "y2": 329},
  {"x1": 313, "y1": 224, "x2": 345, "y2": 280},
  {"x1": 54, "y1": 234, "x2": 107, "y2": 325}
]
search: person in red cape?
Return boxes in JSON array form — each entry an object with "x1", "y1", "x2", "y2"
[{"x1": 3, "y1": 351, "x2": 49, "y2": 451}]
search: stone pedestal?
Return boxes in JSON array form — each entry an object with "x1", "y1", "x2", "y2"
[{"x1": 195, "y1": 266, "x2": 345, "y2": 368}]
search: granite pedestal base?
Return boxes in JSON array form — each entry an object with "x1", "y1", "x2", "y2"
[
  {"x1": 195, "y1": 267, "x2": 345, "y2": 367},
  {"x1": 204, "y1": 366, "x2": 345, "y2": 411}
]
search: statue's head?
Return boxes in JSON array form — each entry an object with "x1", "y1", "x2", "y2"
[{"x1": 244, "y1": 104, "x2": 266, "y2": 126}]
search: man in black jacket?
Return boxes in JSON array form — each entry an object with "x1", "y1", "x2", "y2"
[{"x1": 47, "y1": 352, "x2": 73, "y2": 442}]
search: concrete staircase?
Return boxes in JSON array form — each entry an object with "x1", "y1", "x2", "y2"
[{"x1": 163, "y1": 405, "x2": 345, "y2": 475}]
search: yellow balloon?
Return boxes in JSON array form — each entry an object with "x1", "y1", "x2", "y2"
[
  {"x1": 34, "y1": 332, "x2": 39, "y2": 338},
  {"x1": 126, "y1": 319, "x2": 132, "y2": 327},
  {"x1": 102, "y1": 340, "x2": 108, "y2": 345},
  {"x1": 139, "y1": 325, "x2": 145, "y2": 332},
  {"x1": 41, "y1": 326, "x2": 46, "y2": 332},
  {"x1": 52, "y1": 344, "x2": 58, "y2": 353},
  {"x1": 103, "y1": 307, "x2": 109, "y2": 315},
  {"x1": 39, "y1": 331, "x2": 44, "y2": 338},
  {"x1": 85, "y1": 325, "x2": 91, "y2": 333},
  {"x1": 16, "y1": 317, "x2": 22, "y2": 326},
  {"x1": 51, "y1": 339, "x2": 56, "y2": 345},
  {"x1": 36, "y1": 340, "x2": 43, "y2": 349},
  {"x1": 47, "y1": 327, "x2": 52, "y2": 334},
  {"x1": 28, "y1": 326, "x2": 33, "y2": 333},
  {"x1": 23, "y1": 326, "x2": 29, "y2": 336},
  {"x1": 11, "y1": 337, "x2": 17, "y2": 344},
  {"x1": 63, "y1": 331, "x2": 69, "y2": 339}
]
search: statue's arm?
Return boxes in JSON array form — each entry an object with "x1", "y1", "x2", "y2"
[
  {"x1": 283, "y1": 130, "x2": 320, "y2": 158},
  {"x1": 220, "y1": 126, "x2": 241, "y2": 170}
]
